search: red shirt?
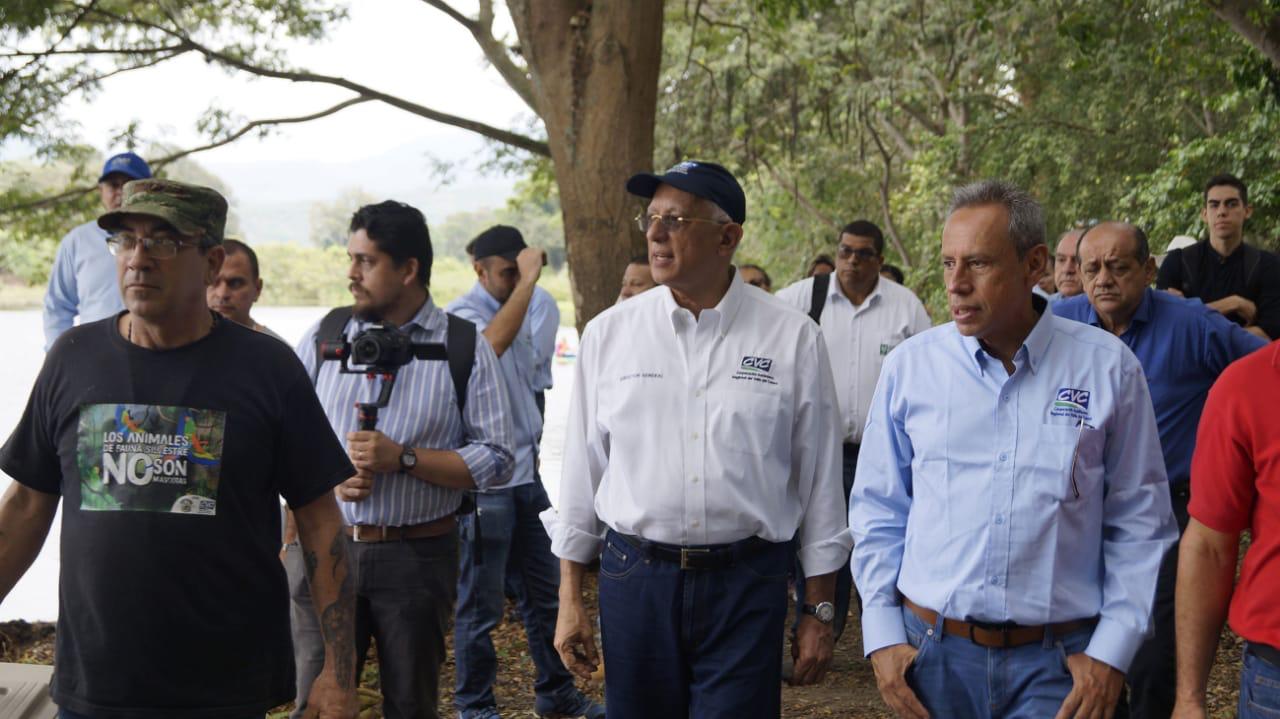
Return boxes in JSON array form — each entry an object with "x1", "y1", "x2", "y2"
[{"x1": 1190, "y1": 339, "x2": 1280, "y2": 648}]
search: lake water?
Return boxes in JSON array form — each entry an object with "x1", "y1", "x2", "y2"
[{"x1": 0, "y1": 307, "x2": 576, "y2": 621}]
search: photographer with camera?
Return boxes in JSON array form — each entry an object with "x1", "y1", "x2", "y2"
[
  {"x1": 287, "y1": 201, "x2": 515, "y2": 719},
  {"x1": 447, "y1": 226, "x2": 604, "y2": 719}
]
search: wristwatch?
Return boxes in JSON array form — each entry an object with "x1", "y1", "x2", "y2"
[
  {"x1": 399, "y1": 446, "x2": 417, "y2": 471},
  {"x1": 802, "y1": 601, "x2": 836, "y2": 624}
]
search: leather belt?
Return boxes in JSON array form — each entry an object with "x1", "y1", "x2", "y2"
[
  {"x1": 1249, "y1": 642, "x2": 1280, "y2": 668},
  {"x1": 345, "y1": 515, "x2": 456, "y2": 543},
  {"x1": 615, "y1": 532, "x2": 776, "y2": 571},
  {"x1": 903, "y1": 596, "x2": 1097, "y2": 649}
]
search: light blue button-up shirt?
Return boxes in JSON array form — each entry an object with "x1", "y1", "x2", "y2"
[
  {"x1": 528, "y1": 286, "x2": 560, "y2": 393},
  {"x1": 43, "y1": 220, "x2": 124, "y2": 350},
  {"x1": 297, "y1": 298, "x2": 515, "y2": 526},
  {"x1": 448, "y1": 283, "x2": 543, "y2": 489},
  {"x1": 851, "y1": 302, "x2": 1177, "y2": 672}
]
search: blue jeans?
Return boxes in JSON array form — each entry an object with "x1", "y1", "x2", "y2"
[
  {"x1": 454, "y1": 480, "x2": 574, "y2": 716},
  {"x1": 794, "y1": 442, "x2": 858, "y2": 641},
  {"x1": 903, "y1": 604, "x2": 1095, "y2": 718},
  {"x1": 597, "y1": 529, "x2": 791, "y2": 719},
  {"x1": 1240, "y1": 644, "x2": 1280, "y2": 718}
]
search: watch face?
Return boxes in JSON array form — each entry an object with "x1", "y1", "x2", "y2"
[
  {"x1": 815, "y1": 602, "x2": 835, "y2": 623},
  {"x1": 400, "y1": 450, "x2": 416, "y2": 469}
]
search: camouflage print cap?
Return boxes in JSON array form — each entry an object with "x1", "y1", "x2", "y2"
[{"x1": 98, "y1": 178, "x2": 227, "y2": 243}]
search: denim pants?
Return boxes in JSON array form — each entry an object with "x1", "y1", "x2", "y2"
[
  {"x1": 597, "y1": 529, "x2": 791, "y2": 719},
  {"x1": 1240, "y1": 644, "x2": 1280, "y2": 718},
  {"x1": 903, "y1": 604, "x2": 1096, "y2": 718},
  {"x1": 794, "y1": 442, "x2": 859, "y2": 640},
  {"x1": 454, "y1": 480, "x2": 575, "y2": 716},
  {"x1": 286, "y1": 531, "x2": 458, "y2": 719}
]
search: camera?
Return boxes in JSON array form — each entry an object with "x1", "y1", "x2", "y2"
[{"x1": 319, "y1": 322, "x2": 447, "y2": 429}]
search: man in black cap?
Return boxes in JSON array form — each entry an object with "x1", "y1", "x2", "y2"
[
  {"x1": 447, "y1": 227, "x2": 603, "y2": 719},
  {"x1": 543, "y1": 161, "x2": 851, "y2": 718}
]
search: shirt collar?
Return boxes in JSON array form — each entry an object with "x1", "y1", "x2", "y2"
[
  {"x1": 663, "y1": 267, "x2": 747, "y2": 335},
  {"x1": 959, "y1": 294, "x2": 1052, "y2": 375},
  {"x1": 830, "y1": 274, "x2": 882, "y2": 308},
  {"x1": 405, "y1": 296, "x2": 445, "y2": 334},
  {"x1": 466, "y1": 281, "x2": 503, "y2": 315},
  {"x1": 1081, "y1": 288, "x2": 1154, "y2": 332}
]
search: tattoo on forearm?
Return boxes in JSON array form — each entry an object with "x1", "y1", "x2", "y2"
[{"x1": 318, "y1": 530, "x2": 356, "y2": 690}]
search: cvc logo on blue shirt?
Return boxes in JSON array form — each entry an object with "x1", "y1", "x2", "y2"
[{"x1": 1050, "y1": 387, "x2": 1092, "y2": 421}]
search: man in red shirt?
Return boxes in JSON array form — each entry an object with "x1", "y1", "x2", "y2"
[{"x1": 1173, "y1": 339, "x2": 1280, "y2": 718}]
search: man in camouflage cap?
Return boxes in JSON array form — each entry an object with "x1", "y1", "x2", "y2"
[{"x1": 0, "y1": 178, "x2": 361, "y2": 718}]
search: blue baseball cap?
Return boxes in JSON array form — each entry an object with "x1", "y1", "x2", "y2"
[
  {"x1": 626, "y1": 160, "x2": 746, "y2": 224},
  {"x1": 98, "y1": 152, "x2": 152, "y2": 183}
]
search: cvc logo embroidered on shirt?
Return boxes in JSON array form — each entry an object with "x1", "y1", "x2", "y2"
[
  {"x1": 1050, "y1": 387, "x2": 1092, "y2": 421},
  {"x1": 732, "y1": 356, "x2": 778, "y2": 385}
]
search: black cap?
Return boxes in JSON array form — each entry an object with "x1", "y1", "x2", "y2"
[
  {"x1": 626, "y1": 160, "x2": 746, "y2": 224},
  {"x1": 471, "y1": 225, "x2": 526, "y2": 261}
]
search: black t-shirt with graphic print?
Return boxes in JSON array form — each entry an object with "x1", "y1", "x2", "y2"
[{"x1": 0, "y1": 314, "x2": 353, "y2": 719}]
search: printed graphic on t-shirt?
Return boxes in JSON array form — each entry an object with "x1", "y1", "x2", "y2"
[{"x1": 76, "y1": 403, "x2": 226, "y2": 515}]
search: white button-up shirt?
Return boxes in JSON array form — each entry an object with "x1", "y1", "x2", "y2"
[
  {"x1": 777, "y1": 275, "x2": 932, "y2": 443},
  {"x1": 543, "y1": 270, "x2": 853, "y2": 576}
]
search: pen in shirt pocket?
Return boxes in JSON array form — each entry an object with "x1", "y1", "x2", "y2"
[{"x1": 1069, "y1": 418, "x2": 1084, "y2": 499}]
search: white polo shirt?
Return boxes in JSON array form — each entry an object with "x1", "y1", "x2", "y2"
[
  {"x1": 777, "y1": 275, "x2": 932, "y2": 444},
  {"x1": 541, "y1": 270, "x2": 852, "y2": 576}
]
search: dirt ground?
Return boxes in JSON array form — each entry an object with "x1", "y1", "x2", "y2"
[{"x1": 0, "y1": 573, "x2": 1244, "y2": 718}]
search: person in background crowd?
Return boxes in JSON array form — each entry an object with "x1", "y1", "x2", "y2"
[
  {"x1": 290, "y1": 201, "x2": 515, "y2": 719},
  {"x1": 853, "y1": 180, "x2": 1176, "y2": 719},
  {"x1": 1054, "y1": 228, "x2": 1087, "y2": 299},
  {"x1": 1053, "y1": 221, "x2": 1266, "y2": 718},
  {"x1": 777, "y1": 219, "x2": 931, "y2": 646},
  {"x1": 448, "y1": 226, "x2": 604, "y2": 719},
  {"x1": 1036, "y1": 253, "x2": 1057, "y2": 297},
  {"x1": 1158, "y1": 173, "x2": 1280, "y2": 340},
  {"x1": 43, "y1": 152, "x2": 152, "y2": 349},
  {"x1": 807, "y1": 253, "x2": 836, "y2": 277},
  {"x1": 546, "y1": 160, "x2": 850, "y2": 718},
  {"x1": 1172, "y1": 337, "x2": 1280, "y2": 719},
  {"x1": 617, "y1": 253, "x2": 657, "y2": 302},
  {"x1": 739, "y1": 263, "x2": 773, "y2": 292},
  {"x1": 206, "y1": 238, "x2": 284, "y2": 341},
  {"x1": 880, "y1": 264, "x2": 906, "y2": 284},
  {"x1": 2, "y1": 178, "x2": 359, "y2": 719}
]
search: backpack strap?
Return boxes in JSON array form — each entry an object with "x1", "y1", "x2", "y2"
[
  {"x1": 445, "y1": 313, "x2": 477, "y2": 412},
  {"x1": 312, "y1": 306, "x2": 354, "y2": 383},
  {"x1": 809, "y1": 273, "x2": 830, "y2": 324}
]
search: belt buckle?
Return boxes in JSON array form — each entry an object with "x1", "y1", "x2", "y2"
[
  {"x1": 352, "y1": 525, "x2": 388, "y2": 543},
  {"x1": 680, "y1": 547, "x2": 709, "y2": 570}
]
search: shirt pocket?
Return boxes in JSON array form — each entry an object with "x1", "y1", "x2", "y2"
[
  {"x1": 1034, "y1": 423, "x2": 1105, "y2": 503},
  {"x1": 710, "y1": 388, "x2": 784, "y2": 456}
]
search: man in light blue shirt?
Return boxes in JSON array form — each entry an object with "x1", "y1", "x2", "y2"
[
  {"x1": 43, "y1": 151, "x2": 151, "y2": 349},
  {"x1": 851, "y1": 181, "x2": 1177, "y2": 719},
  {"x1": 1052, "y1": 221, "x2": 1265, "y2": 718},
  {"x1": 448, "y1": 225, "x2": 603, "y2": 719}
]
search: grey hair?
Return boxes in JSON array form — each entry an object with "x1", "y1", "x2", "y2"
[{"x1": 948, "y1": 180, "x2": 1045, "y2": 257}]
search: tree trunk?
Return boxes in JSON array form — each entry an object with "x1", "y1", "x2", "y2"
[
  {"x1": 508, "y1": 1, "x2": 664, "y2": 331},
  {"x1": 1206, "y1": 0, "x2": 1280, "y2": 72}
]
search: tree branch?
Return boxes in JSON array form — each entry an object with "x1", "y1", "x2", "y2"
[
  {"x1": 0, "y1": 44, "x2": 189, "y2": 57},
  {"x1": 0, "y1": 97, "x2": 375, "y2": 216},
  {"x1": 84, "y1": 4, "x2": 551, "y2": 156},
  {"x1": 757, "y1": 157, "x2": 836, "y2": 229},
  {"x1": 1205, "y1": 0, "x2": 1280, "y2": 72},
  {"x1": 866, "y1": 118, "x2": 914, "y2": 269},
  {"x1": 420, "y1": 0, "x2": 538, "y2": 113}
]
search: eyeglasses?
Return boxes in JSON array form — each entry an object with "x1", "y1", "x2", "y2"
[
  {"x1": 107, "y1": 231, "x2": 202, "y2": 259},
  {"x1": 837, "y1": 246, "x2": 879, "y2": 261},
  {"x1": 635, "y1": 213, "x2": 729, "y2": 233}
]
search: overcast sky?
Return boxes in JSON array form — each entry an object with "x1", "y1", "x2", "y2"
[{"x1": 12, "y1": 1, "x2": 534, "y2": 215}]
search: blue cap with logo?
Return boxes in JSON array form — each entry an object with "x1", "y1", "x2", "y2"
[
  {"x1": 98, "y1": 152, "x2": 152, "y2": 183},
  {"x1": 626, "y1": 160, "x2": 746, "y2": 224}
]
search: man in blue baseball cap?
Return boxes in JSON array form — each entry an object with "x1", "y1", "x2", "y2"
[
  {"x1": 42, "y1": 151, "x2": 152, "y2": 349},
  {"x1": 546, "y1": 160, "x2": 851, "y2": 718}
]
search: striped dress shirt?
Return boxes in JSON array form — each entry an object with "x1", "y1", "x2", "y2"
[{"x1": 296, "y1": 297, "x2": 514, "y2": 527}]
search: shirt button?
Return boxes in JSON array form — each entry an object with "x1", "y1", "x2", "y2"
[
  {"x1": 998, "y1": 453, "x2": 1008, "y2": 462},
  {"x1": 691, "y1": 520, "x2": 700, "y2": 528},
  {"x1": 691, "y1": 476, "x2": 699, "y2": 483},
  {"x1": 1002, "y1": 395, "x2": 1010, "y2": 403},
  {"x1": 695, "y1": 390, "x2": 704, "y2": 398},
  {"x1": 994, "y1": 515, "x2": 1004, "y2": 525},
  {"x1": 990, "y1": 576, "x2": 1001, "y2": 586},
  {"x1": 691, "y1": 432, "x2": 700, "y2": 440}
]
